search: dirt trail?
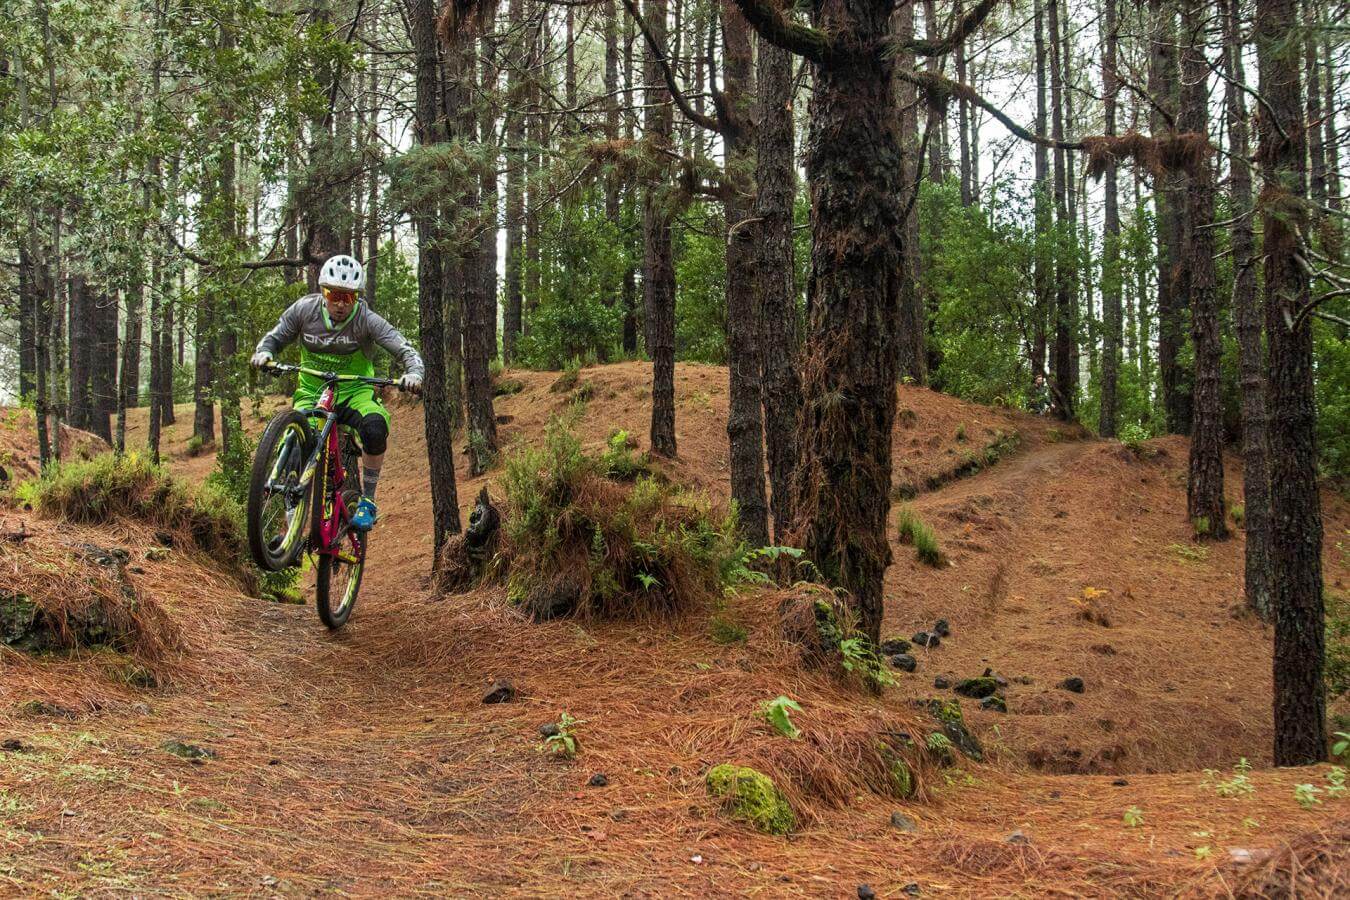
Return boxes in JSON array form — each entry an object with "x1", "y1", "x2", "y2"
[{"x1": 2, "y1": 364, "x2": 1347, "y2": 896}]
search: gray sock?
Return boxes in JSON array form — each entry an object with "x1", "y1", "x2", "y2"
[{"x1": 362, "y1": 466, "x2": 381, "y2": 500}]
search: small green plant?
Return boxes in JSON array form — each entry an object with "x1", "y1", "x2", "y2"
[
  {"x1": 955, "y1": 423, "x2": 967, "y2": 442},
  {"x1": 897, "y1": 505, "x2": 943, "y2": 566},
  {"x1": 1193, "y1": 845, "x2": 1213, "y2": 861},
  {"x1": 1326, "y1": 766, "x2": 1346, "y2": 798},
  {"x1": 838, "y1": 636, "x2": 896, "y2": 690},
  {"x1": 1192, "y1": 516, "x2": 1212, "y2": 538},
  {"x1": 758, "y1": 696, "x2": 802, "y2": 739},
  {"x1": 926, "y1": 732, "x2": 952, "y2": 753},
  {"x1": 601, "y1": 430, "x2": 650, "y2": 480},
  {"x1": 1123, "y1": 805, "x2": 1144, "y2": 827},
  {"x1": 539, "y1": 712, "x2": 583, "y2": 760},
  {"x1": 1201, "y1": 758, "x2": 1255, "y2": 798},
  {"x1": 1293, "y1": 782, "x2": 1323, "y2": 809},
  {"x1": 1333, "y1": 732, "x2": 1350, "y2": 762},
  {"x1": 1230, "y1": 503, "x2": 1245, "y2": 528}
]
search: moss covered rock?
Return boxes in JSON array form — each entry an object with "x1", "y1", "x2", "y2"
[
  {"x1": 706, "y1": 764, "x2": 795, "y2": 835},
  {"x1": 954, "y1": 676, "x2": 998, "y2": 699},
  {"x1": 922, "y1": 699, "x2": 984, "y2": 761}
]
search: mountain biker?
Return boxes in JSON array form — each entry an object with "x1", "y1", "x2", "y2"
[
  {"x1": 1028, "y1": 373, "x2": 1052, "y2": 416},
  {"x1": 250, "y1": 254, "x2": 423, "y2": 531}
]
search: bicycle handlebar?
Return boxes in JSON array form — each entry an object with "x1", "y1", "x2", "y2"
[{"x1": 259, "y1": 360, "x2": 408, "y2": 391}]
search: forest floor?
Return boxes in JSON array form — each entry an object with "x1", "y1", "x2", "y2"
[{"x1": 1, "y1": 361, "x2": 1348, "y2": 897}]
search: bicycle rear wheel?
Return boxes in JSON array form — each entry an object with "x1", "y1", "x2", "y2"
[
  {"x1": 316, "y1": 518, "x2": 366, "y2": 629},
  {"x1": 247, "y1": 410, "x2": 314, "y2": 571}
]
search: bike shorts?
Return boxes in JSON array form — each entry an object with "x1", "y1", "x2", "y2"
[{"x1": 293, "y1": 385, "x2": 390, "y2": 455}]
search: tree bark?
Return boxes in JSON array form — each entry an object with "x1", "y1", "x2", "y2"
[
  {"x1": 465, "y1": 37, "x2": 500, "y2": 476},
  {"x1": 721, "y1": 0, "x2": 769, "y2": 545},
  {"x1": 1223, "y1": 0, "x2": 1271, "y2": 617},
  {"x1": 643, "y1": 0, "x2": 677, "y2": 457},
  {"x1": 1180, "y1": 0, "x2": 1226, "y2": 538},
  {"x1": 894, "y1": 0, "x2": 927, "y2": 385},
  {"x1": 1150, "y1": 0, "x2": 1191, "y2": 434},
  {"x1": 1098, "y1": 0, "x2": 1120, "y2": 437},
  {"x1": 1256, "y1": 0, "x2": 1325, "y2": 766},
  {"x1": 410, "y1": 0, "x2": 462, "y2": 556},
  {"x1": 1032, "y1": 0, "x2": 1050, "y2": 379},
  {"x1": 757, "y1": 15, "x2": 801, "y2": 543},
  {"x1": 502, "y1": 0, "x2": 525, "y2": 364},
  {"x1": 1048, "y1": 0, "x2": 1074, "y2": 420}
]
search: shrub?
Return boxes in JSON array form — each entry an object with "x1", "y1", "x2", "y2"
[
  {"x1": 898, "y1": 506, "x2": 943, "y2": 566},
  {"x1": 710, "y1": 616, "x2": 748, "y2": 644},
  {"x1": 500, "y1": 419, "x2": 757, "y2": 619},
  {"x1": 15, "y1": 452, "x2": 275, "y2": 595},
  {"x1": 1119, "y1": 423, "x2": 1150, "y2": 452},
  {"x1": 1231, "y1": 503, "x2": 1245, "y2": 528},
  {"x1": 1328, "y1": 588, "x2": 1349, "y2": 697}
]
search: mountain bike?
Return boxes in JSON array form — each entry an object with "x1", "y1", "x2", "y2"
[{"x1": 246, "y1": 362, "x2": 406, "y2": 629}]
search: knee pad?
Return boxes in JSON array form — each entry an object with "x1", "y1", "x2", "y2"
[{"x1": 358, "y1": 414, "x2": 389, "y2": 455}]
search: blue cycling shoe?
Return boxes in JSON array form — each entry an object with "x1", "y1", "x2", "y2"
[{"x1": 351, "y1": 497, "x2": 378, "y2": 531}]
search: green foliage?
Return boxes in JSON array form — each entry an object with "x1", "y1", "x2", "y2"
[
  {"x1": 1230, "y1": 503, "x2": 1245, "y2": 528},
  {"x1": 371, "y1": 241, "x2": 420, "y2": 367},
  {"x1": 674, "y1": 204, "x2": 728, "y2": 363},
  {"x1": 1169, "y1": 542, "x2": 1209, "y2": 563},
  {"x1": 1122, "y1": 806, "x2": 1144, "y2": 827},
  {"x1": 1313, "y1": 319, "x2": 1350, "y2": 480},
  {"x1": 1119, "y1": 423, "x2": 1151, "y2": 452},
  {"x1": 705, "y1": 764, "x2": 795, "y2": 835},
  {"x1": 1201, "y1": 758, "x2": 1255, "y2": 798},
  {"x1": 517, "y1": 190, "x2": 628, "y2": 368},
  {"x1": 758, "y1": 696, "x2": 802, "y2": 740},
  {"x1": 897, "y1": 505, "x2": 943, "y2": 566},
  {"x1": 501, "y1": 418, "x2": 762, "y2": 614},
  {"x1": 1333, "y1": 733, "x2": 1350, "y2": 763},
  {"x1": 839, "y1": 636, "x2": 896, "y2": 690},
  {"x1": 1293, "y1": 782, "x2": 1322, "y2": 809},
  {"x1": 600, "y1": 430, "x2": 650, "y2": 481},
  {"x1": 538, "y1": 712, "x2": 582, "y2": 760}
]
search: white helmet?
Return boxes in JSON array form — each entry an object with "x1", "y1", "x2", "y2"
[{"x1": 318, "y1": 254, "x2": 365, "y2": 293}]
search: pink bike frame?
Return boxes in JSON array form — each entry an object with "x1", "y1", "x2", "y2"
[{"x1": 314, "y1": 385, "x2": 353, "y2": 555}]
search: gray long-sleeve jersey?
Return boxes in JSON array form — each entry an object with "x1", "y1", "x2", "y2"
[{"x1": 255, "y1": 294, "x2": 424, "y2": 379}]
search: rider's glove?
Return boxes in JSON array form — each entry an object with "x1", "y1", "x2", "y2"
[
  {"x1": 250, "y1": 350, "x2": 273, "y2": 369},
  {"x1": 399, "y1": 373, "x2": 423, "y2": 394}
]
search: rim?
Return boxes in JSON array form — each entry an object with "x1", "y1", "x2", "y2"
[
  {"x1": 328, "y1": 532, "x2": 364, "y2": 618},
  {"x1": 260, "y1": 424, "x2": 308, "y2": 560}
]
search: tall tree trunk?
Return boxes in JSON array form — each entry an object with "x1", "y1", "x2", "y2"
[
  {"x1": 1032, "y1": 0, "x2": 1050, "y2": 379},
  {"x1": 1098, "y1": 0, "x2": 1121, "y2": 437},
  {"x1": 1150, "y1": 0, "x2": 1191, "y2": 434},
  {"x1": 1257, "y1": 0, "x2": 1324, "y2": 766},
  {"x1": 1224, "y1": 0, "x2": 1271, "y2": 617},
  {"x1": 721, "y1": 0, "x2": 769, "y2": 546},
  {"x1": 1180, "y1": 0, "x2": 1226, "y2": 538},
  {"x1": 894, "y1": 0, "x2": 926, "y2": 385},
  {"x1": 922, "y1": 0, "x2": 945, "y2": 183},
  {"x1": 410, "y1": 0, "x2": 462, "y2": 555},
  {"x1": 756, "y1": 14, "x2": 801, "y2": 543},
  {"x1": 18, "y1": 247, "x2": 36, "y2": 400},
  {"x1": 750, "y1": 0, "x2": 905, "y2": 646},
  {"x1": 621, "y1": 12, "x2": 640, "y2": 354},
  {"x1": 1321, "y1": 22, "x2": 1342, "y2": 258},
  {"x1": 465, "y1": 37, "x2": 500, "y2": 476},
  {"x1": 955, "y1": 0, "x2": 972, "y2": 206},
  {"x1": 503, "y1": 0, "x2": 525, "y2": 364},
  {"x1": 643, "y1": 0, "x2": 677, "y2": 457},
  {"x1": 1048, "y1": 0, "x2": 1074, "y2": 420}
]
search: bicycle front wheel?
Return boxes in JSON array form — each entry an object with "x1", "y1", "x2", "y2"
[
  {"x1": 316, "y1": 529, "x2": 366, "y2": 629},
  {"x1": 247, "y1": 410, "x2": 314, "y2": 572}
]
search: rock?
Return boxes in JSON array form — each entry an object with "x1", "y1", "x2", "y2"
[
  {"x1": 153, "y1": 530, "x2": 176, "y2": 547},
  {"x1": 890, "y1": 653, "x2": 917, "y2": 673},
  {"x1": 921, "y1": 699, "x2": 984, "y2": 761},
  {"x1": 954, "y1": 677, "x2": 998, "y2": 699},
  {"x1": 858, "y1": 885, "x2": 876, "y2": 899},
  {"x1": 994, "y1": 674, "x2": 1008, "y2": 687},
  {"x1": 162, "y1": 739, "x2": 215, "y2": 762},
  {"x1": 979, "y1": 695, "x2": 1007, "y2": 713},
  {"x1": 482, "y1": 679, "x2": 516, "y2": 704},
  {"x1": 523, "y1": 577, "x2": 582, "y2": 622},
  {"x1": 19, "y1": 699, "x2": 78, "y2": 719},
  {"x1": 1112, "y1": 779, "x2": 1129, "y2": 787},
  {"x1": 933, "y1": 619, "x2": 950, "y2": 637},
  {"x1": 933, "y1": 676, "x2": 951, "y2": 689},
  {"x1": 538, "y1": 722, "x2": 561, "y2": 738},
  {"x1": 881, "y1": 637, "x2": 911, "y2": 656},
  {"x1": 588, "y1": 773, "x2": 609, "y2": 787},
  {"x1": 1015, "y1": 675, "x2": 1034, "y2": 685},
  {"x1": 912, "y1": 631, "x2": 940, "y2": 649},
  {"x1": 1005, "y1": 829, "x2": 1029, "y2": 844},
  {"x1": 902, "y1": 884, "x2": 921, "y2": 896},
  {"x1": 1, "y1": 739, "x2": 30, "y2": 753},
  {"x1": 1059, "y1": 677, "x2": 1085, "y2": 694},
  {"x1": 706, "y1": 764, "x2": 796, "y2": 835},
  {"x1": 889, "y1": 811, "x2": 918, "y2": 832}
]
